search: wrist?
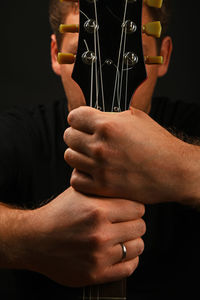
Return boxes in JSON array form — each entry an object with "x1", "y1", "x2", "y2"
[
  {"x1": 0, "y1": 204, "x2": 39, "y2": 270},
  {"x1": 175, "y1": 142, "x2": 200, "y2": 207}
]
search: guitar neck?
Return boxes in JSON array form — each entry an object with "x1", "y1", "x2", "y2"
[
  {"x1": 81, "y1": 279, "x2": 126, "y2": 300},
  {"x1": 58, "y1": 0, "x2": 163, "y2": 298}
]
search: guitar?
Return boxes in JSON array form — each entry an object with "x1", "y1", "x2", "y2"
[{"x1": 58, "y1": 0, "x2": 163, "y2": 299}]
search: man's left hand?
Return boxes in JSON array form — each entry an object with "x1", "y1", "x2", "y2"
[{"x1": 63, "y1": 106, "x2": 195, "y2": 205}]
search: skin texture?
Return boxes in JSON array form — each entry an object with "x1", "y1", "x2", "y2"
[
  {"x1": 55, "y1": 6, "x2": 200, "y2": 207},
  {"x1": 0, "y1": 2, "x2": 199, "y2": 290},
  {"x1": 0, "y1": 189, "x2": 146, "y2": 287},
  {"x1": 0, "y1": 6, "x2": 153, "y2": 285},
  {"x1": 52, "y1": 6, "x2": 196, "y2": 205}
]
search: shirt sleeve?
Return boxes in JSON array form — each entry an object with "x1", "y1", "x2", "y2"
[
  {"x1": 150, "y1": 98, "x2": 200, "y2": 138},
  {"x1": 0, "y1": 112, "x2": 19, "y2": 193}
]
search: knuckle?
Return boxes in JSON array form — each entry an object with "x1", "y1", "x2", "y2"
[
  {"x1": 87, "y1": 268, "x2": 102, "y2": 285},
  {"x1": 85, "y1": 206, "x2": 107, "y2": 230},
  {"x1": 137, "y1": 218, "x2": 146, "y2": 236},
  {"x1": 136, "y1": 238, "x2": 145, "y2": 255},
  {"x1": 91, "y1": 143, "x2": 106, "y2": 160},
  {"x1": 97, "y1": 120, "x2": 113, "y2": 138},
  {"x1": 63, "y1": 127, "x2": 71, "y2": 143},
  {"x1": 93, "y1": 168, "x2": 109, "y2": 188},
  {"x1": 128, "y1": 257, "x2": 139, "y2": 276},
  {"x1": 89, "y1": 230, "x2": 108, "y2": 250},
  {"x1": 64, "y1": 148, "x2": 72, "y2": 162},
  {"x1": 89, "y1": 233, "x2": 102, "y2": 249},
  {"x1": 134, "y1": 256, "x2": 140, "y2": 270},
  {"x1": 70, "y1": 170, "x2": 78, "y2": 187},
  {"x1": 138, "y1": 204, "x2": 145, "y2": 217},
  {"x1": 125, "y1": 264, "x2": 134, "y2": 277},
  {"x1": 133, "y1": 202, "x2": 145, "y2": 218},
  {"x1": 88, "y1": 207, "x2": 105, "y2": 224},
  {"x1": 124, "y1": 257, "x2": 139, "y2": 277}
]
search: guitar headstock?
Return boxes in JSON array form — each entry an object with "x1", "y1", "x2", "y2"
[{"x1": 58, "y1": 0, "x2": 163, "y2": 112}]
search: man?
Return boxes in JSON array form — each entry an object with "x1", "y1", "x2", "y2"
[{"x1": 0, "y1": 0, "x2": 199, "y2": 299}]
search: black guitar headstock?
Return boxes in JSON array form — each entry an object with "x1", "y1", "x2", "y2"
[{"x1": 58, "y1": 0, "x2": 163, "y2": 112}]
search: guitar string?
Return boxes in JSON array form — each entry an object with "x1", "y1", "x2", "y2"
[
  {"x1": 80, "y1": 2, "x2": 101, "y2": 298},
  {"x1": 83, "y1": 286, "x2": 85, "y2": 300},
  {"x1": 94, "y1": 25, "x2": 99, "y2": 109},
  {"x1": 111, "y1": 25, "x2": 124, "y2": 112},
  {"x1": 113, "y1": 63, "x2": 121, "y2": 106},
  {"x1": 94, "y1": 0, "x2": 105, "y2": 112},
  {"x1": 81, "y1": 20, "x2": 94, "y2": 300},
  {"x1": 97, "y1": 285, "x2": 100, "y2": 300},
  {"x1": 119, "y1": 26, "x2": 127, "y2": 110},
  {"x1": 125, "y1": 61, "x2": 129, "y2": 110},
  {"x1": 90, "y1": 286, "x2": 92, "y2": 300},
  {"x1": 111, "y1": 0, "x2": 128, "y2": 112},
  {"x1": 83, "y1": 1, "x2": 128, "y2": 299},
  {"x1": 84, "y1": 39, "x2": 90, "y2": 52},
  {"x1": 80, "y1": 9, "x2": 89, "y2": 20},
  {"x1": 90, "y1": 57, "x2": 95, "y2": 107},
  {"x1": 91, "y1": 1, "x2": 101, "y2": 298}
]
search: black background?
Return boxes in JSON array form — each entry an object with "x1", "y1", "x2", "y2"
[{"x1": 0, "y1": 1, "x2": 199, "y2": 111}]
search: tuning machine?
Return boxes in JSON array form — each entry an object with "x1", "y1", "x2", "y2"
[
  {"x1": 59, "y1": 24, "x2": 79, "y2": 33},
  {"x1": 60, "y1": 0, "x2": 78, "y2": 2},
  {"x1": 58, "y1": 53, "x2": 76, "y2": 64},
  {"x1": 142, "y1": 21, "x2": 162, "y2": 38},
  {"x1": 144, "y1": 0, "x2": 163, "y2": 8},
  {"x1": 144, "y1": 56, "x2": 163, "y2": 64}
]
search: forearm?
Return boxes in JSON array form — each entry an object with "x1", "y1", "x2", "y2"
[
  {"x1": 168, "y1": 127, "x2": 200, "y2": 146},
  {"x1": 166, "y1": 128, "x2": 200, "y2": 208},
  {"x1": 175, "y1": 142, "x2": 200, "y2": 209},
  {"x1": 0, "y1": 202, "x2": 32, "y2": 269}
]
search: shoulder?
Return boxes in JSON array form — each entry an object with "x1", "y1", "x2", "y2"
[
  {"x1": 0, "y1": 97, "x2": 69, "y2": 172},
  {"x1": 0, "y1": 98, "x2": 70, "y2": 207},
  {"x1": 150, "y1": 97, "x2": 200, "y2": 137},
  {"x1": 0, "y1": 98, "x2": 68, "y2": 127},
  {"x1": 0, "y1": 98, "x2": 69, "y2": 143}
]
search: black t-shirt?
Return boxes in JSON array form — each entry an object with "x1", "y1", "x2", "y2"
[{"x1": 0, "y1": 97, "x2": 199, "y2": 299}]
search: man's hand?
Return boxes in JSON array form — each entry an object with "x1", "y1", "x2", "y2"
[
  {"x1": 6, "y1": 188, "x2": 145, "y2": 287},
  {"x1": 64, "y1": 106, "x2": 197, "y2": 205}
]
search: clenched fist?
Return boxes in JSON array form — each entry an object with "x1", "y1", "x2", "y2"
[
  {"x1": 64, "y1": 106, "x2": 195, "y2": 205},
  {"x1": 21, "y1": 187, "x2": 145, "y2": 287}
]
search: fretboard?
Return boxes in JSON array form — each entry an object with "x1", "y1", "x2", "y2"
[{"x1": 80, "y1": 279, "x2": 126, "y2": 300}]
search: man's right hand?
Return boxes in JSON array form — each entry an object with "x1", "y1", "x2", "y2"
[{"x1": 0, "y1": 187, "x2": 146, "y2": 287}]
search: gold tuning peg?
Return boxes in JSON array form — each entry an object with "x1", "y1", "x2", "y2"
[
  {"x1": 57, "y1": 53, "x2": 76, "y2": 64},
  {"x1": 59, "y1": 24, "x2": 79, "y2": 33},
  {"x1": 142, "y1": 21, "x2": 162, "y2": 38},
  {"x1": 144, "y1": 56, "x2": 163, "y2": 64},
  {"x1": 144, "y1": 0, "x2": 163, "y2": 8},
  {"x1": 60, "y1": 0, "x2": 78, "y2": 2}
]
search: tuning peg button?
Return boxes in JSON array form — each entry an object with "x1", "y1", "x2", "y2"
[
  {"x1": 144, "y1": 0, "x2": 163, "y2": 8},
  {"x1": 144, "y1": 56, "x2": 163, "y2": 64},
  {"x1": 59, "y1": 24, "x2": 79, "y2": 33},
  {"x1": 60, "y1": 0, "x2": 78, "y2": 2},
  {"x1": 142, "y1": 21, "x2": 162, "y2": 38},
  {"x1": 57, "y1": 53, "x2": 76, "y2": 64}
]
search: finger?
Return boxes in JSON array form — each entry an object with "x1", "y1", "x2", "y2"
[
  {"x1": 103, "y1": 199, "x2": 145, "y2": 223},
  {"x1": 100, "y1": 257, "x2": 139, "y2": 284},
  {"x1": 64, "y1": 148, "x2": 94, "y2": 173},
  {"x1": 71, "y1": 172, "x2": 145, "y2": 221},
  {"x1": 68, "y1": 106, "x2": 101, "y2": 134},
  {"x1": 71, "y1": 169, "x2": 94, "y2": 190},
  {"x1": 71, "y1": 168, "x2": 95, "y2": 193},
  {"x1": 64, "y1": 127, "x2": 92, "y2": 156},
  {"x1": 111, "y1": 219, "x2": 146, "y2": 245},
  {"x1": 110, "y1": 238, "x2": 144, "y2": 265}
]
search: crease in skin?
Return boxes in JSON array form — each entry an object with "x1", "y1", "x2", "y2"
[{"x1": 129, "y1": 107, "x2": 134, "y2": 115}]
